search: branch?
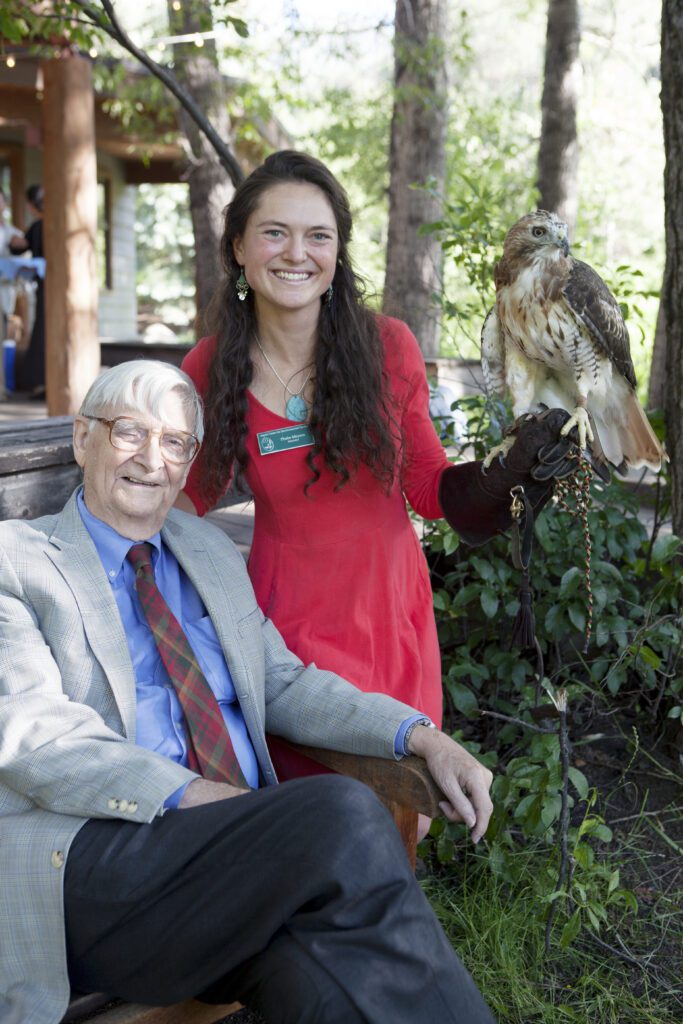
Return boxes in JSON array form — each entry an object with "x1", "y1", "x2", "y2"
[
  {"x1": 479, "y1": 709, "x2": 555, "y2": 734},
  {"x1": 75, "y1": 0, "x2": 244, "y2": 185}
]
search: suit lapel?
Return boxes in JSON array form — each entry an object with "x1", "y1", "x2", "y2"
[{"x1": 45, "y1": 492, "x2": 138, "y2": 737}]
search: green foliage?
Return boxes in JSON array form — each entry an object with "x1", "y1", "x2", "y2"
[
  {"x1": 422, "y1": 396, "x2": 681, "y2": 955},
  {"x1": 422, "y1": 833, "x2": 682, "y2": 1024},
  {"x1": 135, "y1": 183, "x2": 196, "y2": 338}
]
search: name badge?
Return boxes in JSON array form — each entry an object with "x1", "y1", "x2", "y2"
[{"x1": 256, "y1": 424, "x2": 315, "y2": 456}]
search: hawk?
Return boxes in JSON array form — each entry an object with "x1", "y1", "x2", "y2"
[{"x1": 480, "y1": 210, "x2": 663, "y2": 474}]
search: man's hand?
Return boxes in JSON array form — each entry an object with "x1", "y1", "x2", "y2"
[
  {"x1": 178, "y1": 778, "x2": 249, "y2": 809},
  {"x1": 408, "y1": 727, "x2": 493, "y2": 844}
]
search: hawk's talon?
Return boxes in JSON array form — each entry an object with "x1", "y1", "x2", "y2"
[
  {"x1": 482, "y1": 435, "x2": 516, "y2": 470},
  {"x1": 560, "y1": 407, "x2": 594, "y2": 452}
]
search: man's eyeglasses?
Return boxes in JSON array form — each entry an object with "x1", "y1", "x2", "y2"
[{"x1": 85, "y1": 416, "x2": 200, "y2": 465}]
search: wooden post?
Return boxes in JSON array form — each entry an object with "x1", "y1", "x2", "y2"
[{"x1": 42, "y1": 54, "x2": 100, "y2": 415}]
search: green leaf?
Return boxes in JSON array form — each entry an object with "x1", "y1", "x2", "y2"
[
  {"x1": 636, "y1": 645, "x2": 662, "y2": 669},
  {"x1": 480, "y1": 589, "x2": 499, "y2": 619},
  {"x1": 618, "y1": 890, "x2": 638, "y2": 914},
  {"x1": 447, "y1": 680, "x2": 479, "y2": 717},
  {"x1": 560, "y1": 909, "x2": 581, "y2": 948},
  {"x1": 650, "y1": 534, "x2": 681, "y2": 565},
  {"x1": 470, "y1": 555, "x2": 495, "y2": 582},
  {"x1": 560, "y1": 566, "x2": 583, "y2": 597},
  {"x1": 227, "y1": 16, "x2": 249, "y2": 37},
  {"x1": 568, "y1": 603, "x2": 586, "y2": 632},
  {"x1": 514, "y1": 793, "x2": 538, "y2": 820},
  {"x1": 586, "y1": 906, "x2": 601, "y2": 931},
  {"x1": 573, "y1": 842, "x2": 594, "y2": 869},
  {"x1": 544, "y1": 603, "x2": 563, "y2": 634},
  {"x1": 608, "y1": 869, "x2": 620, "y2": 895},
  {"x1": 568, "y1": 767, "x2": 589, "y2": 800},
  {"x1": 540, "y1": 794, "x2": 562, "y2": 826},
  {"x1": 443, "y1": 530, "x2": 460, "y2": 556},
  {"x1": 591, "y1": 823, "x2": 613, "y2": 843},
  {"x1": 667, "y1": 705, "x2": 682, "y2": 720}
]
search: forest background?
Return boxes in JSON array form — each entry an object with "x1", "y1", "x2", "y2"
[
  {"x1": 11, "y1": 2, "x2": 682, "y2": 1023},
  {"x1": 129, "y1": 0, "x2": 663, "y2": 387}
]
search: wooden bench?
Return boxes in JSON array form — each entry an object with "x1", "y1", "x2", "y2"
[{"x1": 0, "y1": 416, "x2": 446, "y2": 1024}]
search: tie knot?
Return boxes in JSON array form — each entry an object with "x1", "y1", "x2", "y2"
[{"x1": 127, "y1": 542, "x2": 155, "y2": 574}]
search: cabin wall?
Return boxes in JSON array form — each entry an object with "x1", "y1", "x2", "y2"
[{"x1": 96, "y1": 152, "x2": 137, "y2": 341}]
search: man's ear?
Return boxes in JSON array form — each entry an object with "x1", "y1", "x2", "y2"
[{"x1": 72, "y1": 416, "x2": 90, "y2": 469}]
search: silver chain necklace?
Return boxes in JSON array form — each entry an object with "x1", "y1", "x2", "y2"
[{"x1": 256, "y1": 338, "x2": 313, "y2": 422}]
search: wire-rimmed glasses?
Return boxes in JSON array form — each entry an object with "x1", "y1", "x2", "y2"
[{"x1": 84, "y1": 416, "x2": 200, "y2": 465}]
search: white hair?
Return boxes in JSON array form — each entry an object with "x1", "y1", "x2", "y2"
[{"x1": 79, "y1": 360, "x2": 204, "y2": 441}]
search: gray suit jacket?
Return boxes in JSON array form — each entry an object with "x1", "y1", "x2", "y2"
[{"x1": 0, "y1": 492, "x2": 416, "y2": 1024}]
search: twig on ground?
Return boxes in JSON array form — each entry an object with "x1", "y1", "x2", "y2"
[
  {"x1": 643, "y1": 816, "x2": 683, "y2": 857},
  {"x1": 586, "y1": 929, "x2": 651, "y2": 970},
  {"x1": 609, "y1": 805, "x2": 683, "y2": 823}
]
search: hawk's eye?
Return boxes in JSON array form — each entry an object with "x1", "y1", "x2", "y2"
[{"x1": 532, "y1": 226, "x2": 546, "y2": 237}]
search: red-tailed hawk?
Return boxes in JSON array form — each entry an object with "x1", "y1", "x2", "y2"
[{"x1": 481, "y1": 211, "x2": 663, "y2": 474}]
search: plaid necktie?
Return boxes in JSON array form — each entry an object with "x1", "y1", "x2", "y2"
[{"x1": 127, "y1": 542, "x2": 249, "y2": 788}]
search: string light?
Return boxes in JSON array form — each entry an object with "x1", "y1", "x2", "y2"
[
  {"x1": 194, "y1": 34, "x2": 204, "y2": 47},
  {"x1": 6, "y1": 56, "x2": 15, "y2": 68},
  {"x1": 89, "y1": 47, "x2": 98, "y2": 58},
  {"x1": 172, "y1": 0, "x2": 182, "y2": 9}
]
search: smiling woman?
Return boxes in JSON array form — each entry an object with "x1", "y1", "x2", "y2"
[{"x1": 178, "y1": 150, "x2": 557, "y2": 787}]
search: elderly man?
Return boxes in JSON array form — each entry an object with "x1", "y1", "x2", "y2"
[{"x1": 0, "y1": 360, "x2": 496, "y2": 1024}]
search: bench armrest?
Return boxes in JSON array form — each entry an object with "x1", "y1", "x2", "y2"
[{"x1": 288, "y1": 744, "x2": 446, "y2": 818}]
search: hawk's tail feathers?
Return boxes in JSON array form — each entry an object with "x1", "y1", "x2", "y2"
[{"x1": 621, "y1": 391, "x2": 664, "y2": 473}]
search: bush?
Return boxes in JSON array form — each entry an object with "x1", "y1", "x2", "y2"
[{"x1": 421, "y1": 396, "x2": 682, "y2": 950}]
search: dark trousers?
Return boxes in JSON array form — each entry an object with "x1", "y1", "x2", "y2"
[{"x1": 65, "y1": 776, "x2": 496, "y2": 1024}]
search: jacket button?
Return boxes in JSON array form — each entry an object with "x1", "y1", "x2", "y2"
[
  {"x1": 108, "y1": 798, "x2": 119, "y2": 810},
  {"x1": 118, "y1": 799, "x2": 129, "y2": 812},
  {"x1": 128, "y1": 801, "x2": 138, "y2": 813},
  {"x1": 51, "y1": 850, "x2": 64, "y2": 869}
]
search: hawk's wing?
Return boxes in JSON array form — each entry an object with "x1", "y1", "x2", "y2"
[
  {"x1": 563, "y1": 259, "x2": 637, "y2": 388},
  {"x1": 481, "y1": 307, "x2": 506, "y2": 396}
]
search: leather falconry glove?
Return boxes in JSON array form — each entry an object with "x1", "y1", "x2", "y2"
[{"x1": 438, "y1": 407, "x2": 592, "y2": 546}]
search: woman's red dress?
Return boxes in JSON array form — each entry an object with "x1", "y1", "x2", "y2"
[{"x1": 182, "y1": 316, "x2": 450, "y2": 776}]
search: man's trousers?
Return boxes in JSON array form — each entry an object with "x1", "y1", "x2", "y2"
[{"x1": 65, "y1": 775, "x2": 496, "y2": 1024}]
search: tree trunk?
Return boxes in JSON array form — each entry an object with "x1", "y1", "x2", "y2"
[
  {"x1": 382, "y1": 0, "x2": 448, "y2": 359},
  {"x1": 647, "y1": 296, "x2": 667, "y2": 411},
  {"x1": 168, "y1": 0, "x2": 238, "y2": 332},
  {"x1": 42, "y1": 54, "x2": 100, "y2": 415},
  {"x1": 537, "y1": 0, "x2": 581, "y2": 237},
  {"x1": 661, "y1": 0, "x2": 683, "y2": 537}
]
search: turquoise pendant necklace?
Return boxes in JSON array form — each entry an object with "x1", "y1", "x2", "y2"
[
  {"x1": 285, "y1": 393, "x2": 308, "y2": 421},
  {"x1": 256, "y1": 338, "x2": 313, "y2": 422}
]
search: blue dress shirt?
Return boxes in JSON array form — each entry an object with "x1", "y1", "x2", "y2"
[{"x1": 77, "y1": 491, "x2": 425, "y2": 805}]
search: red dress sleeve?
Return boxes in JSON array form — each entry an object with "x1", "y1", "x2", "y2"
[
  {"x1": 181, "y1": 335, "x2": 219, "y2": 515},
  {"x1": 379, "y1": 317, "x2": 449, "y2": 520}
]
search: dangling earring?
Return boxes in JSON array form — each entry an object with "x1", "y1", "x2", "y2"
[
  {"x1": 324, "y1": 283, "x2": 334, "y2": 303},
  {"x1": 236, "y1": 269, "x2": 249, "y2": 301}
]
